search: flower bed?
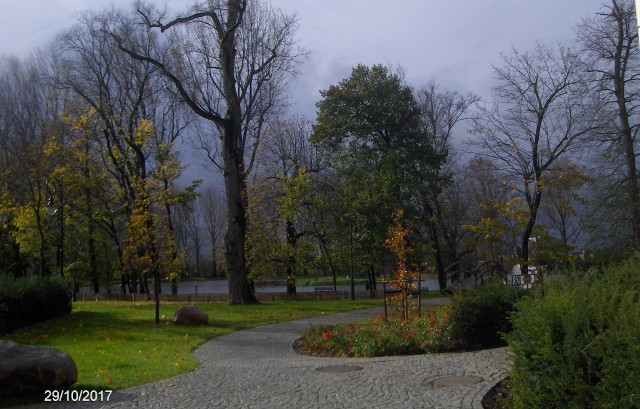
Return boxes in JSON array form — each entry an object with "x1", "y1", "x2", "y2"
[{"x1": 298, "y1": 306, "x2": 453, "y2": 357}]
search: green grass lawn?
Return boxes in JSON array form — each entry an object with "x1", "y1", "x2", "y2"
[{"x1": 1, "y1": 300, "x2": 380, "y2": 392}]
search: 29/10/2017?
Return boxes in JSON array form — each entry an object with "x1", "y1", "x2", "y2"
[{"x1": 44, "y1": 389, "x2": 112, "y2": 402}]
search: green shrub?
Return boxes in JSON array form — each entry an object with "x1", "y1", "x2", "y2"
[
  {"x1": 449, "y1": 280, "x2": 516, "y2": 350},
  {"x1": 0, "y1": 274, "x2": 72, "y2": 333},
  {"x1": 505, "y1": 264, "x2": 640, "y2": 409}
]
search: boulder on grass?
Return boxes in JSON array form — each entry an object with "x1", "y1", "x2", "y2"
[
  {"x1": 173, "y1": 306, "x2": 209, "y2": 325},
  {"x1": 0, "y1": 341, "x2": 77, "y2": 396}
]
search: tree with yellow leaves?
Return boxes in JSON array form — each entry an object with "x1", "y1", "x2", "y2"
[{"x1": 384, "y1": 210, "x2": 421, "y2": 322}]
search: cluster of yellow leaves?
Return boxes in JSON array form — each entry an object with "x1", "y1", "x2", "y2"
[
  {"x1": 123, "y1": 176, "x2": 183, "y2": 280},
  {"x1": 245, "y1": 181, "x2": 288, "y2": 281},
  {"x1": 384, "y1": 210, "x2": 420, "y2": 307},
  {"x1": 464, "y1": 197, "x2": 528, "y2": 241},
  {"x1": 134, "y1": 119, "x2": 155, "y2": 146}
]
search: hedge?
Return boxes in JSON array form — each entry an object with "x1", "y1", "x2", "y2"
[
  {"x1": 505, "y1": 258, "x2": 640, "y2": 408},
  {"x1": 0, "y1": 274, "x2": 72, "y2": 333},
  {"x1": 449, "y1": 279, "x2": 517, "y2": 350}
]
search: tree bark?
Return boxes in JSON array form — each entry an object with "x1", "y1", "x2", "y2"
[
  {"x1": 420, "y1": 193, "x2": 447, "y2": 290},
  {"x1": 285, "y1": 218, "x2": 297, "y2": 295},
  {"x1": 612, "y1": 6, "x2": 640, "y2": 246},
  {"x1": 521, "y1": 175, "x2": 543, "y2": 275},
  {"x1": 114, "y1": 0, "x2": 297, "y2": 303},
  {"x1": 222, "y1": 117, "x2": 256, "y2": 304},
  {"x1": 219, "y1": 1, "x2": 257, "y2": 304}
]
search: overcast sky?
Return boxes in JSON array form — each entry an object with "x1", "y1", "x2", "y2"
[
  {"x1": 0, "y1": 0, "x2": 610, "y2": 118},
  {"x1": 0, "y1": 0, "x2": 616, "y2": 185}
]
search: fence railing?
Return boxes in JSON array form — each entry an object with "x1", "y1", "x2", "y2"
[{"x1": 76, "y1": 289, "x2": 393, "y2": 303}]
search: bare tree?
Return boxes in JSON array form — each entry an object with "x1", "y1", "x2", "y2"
[
  {"x1": 415, "y1": 81, "x2": 478, "y2": 289},
  {"x1": 462, "y1": 156, "x2": 516, "y2": 262},
  {"x1": 186, "y1": 201, "x2": 204, "y2": 278},
  {"x1": 113, "y1": 0, "x2": 303, "y2": 303},
  {"x1": 172, "y1": 197, "x2": 204, "y2": 279},
  {"x1": 200, "y1": 187, "x2": 227, "y2": 278},
  {"x1": 473, "y1": 43, "x2": 600, "y2": 274},
  {"x1": 576, "y1": 0, "x2": 640, "y2": 248},
  {"x1": 540, "y1": 160, "x2": 593, "y2": 248}
]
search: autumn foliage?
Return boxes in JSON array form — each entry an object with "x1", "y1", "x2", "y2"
[{"x1": 383, "y1": 209, "x2": 421, "y2": 322}]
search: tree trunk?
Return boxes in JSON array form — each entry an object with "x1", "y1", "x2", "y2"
[
  {"x1": 212, "y1": 244, "x2": 217, "y2": 278},
  {"x1": 153, "y1": 269, "x2": 161, "y2": 324},
  {"x1": 129, "y1": 273, "x2": 138, "y2": 294},
  {"x1": 421, "y1": 193, "x2": 447, "y2": 290},
  {"x1": 141, "y1": 273, "x2": 150, "y2": 294},
  {"x1": 316, "y1": 230, "x2": 338, "y2": 292},
  {"x1": 285, "y1": 219, "x2": 297, "y2": 295},
  {"x1": 86, "y1": 187, "x2": 99, "y2": 294},
  {"x1": 222, "y1": 118, "x2": 256, "y2": 304},
  {"x1": 219, "y1": 1, "x2": 257, "y2": 304},
  {"x1": 120, "y1": 274, "x2": 127, "y2": 294},
  {"x1": 431, "y1": 228, "x2": 447, "y2": 291},
  {"x1": 367, "y1": 265, "x2": 377, "y2": 298},
  {"x1": 613, "y1": 32, "x2": 640, "y2": 246},
  {"x1": 162, "y1": 179, "x2": 180, "y2": 294},
  {"x1": 521, "y1": 175, "x2": 543, "y2": 276},
  {"x1": 88, "y1": 224, "x2": 99, "y2": 294},
  {"x1": 35, "y1": 206, "x2": 49, "y2": 276}
]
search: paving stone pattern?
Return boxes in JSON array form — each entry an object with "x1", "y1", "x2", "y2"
[{"x1": 18, "y1": 303, "x2": 512, "y2": 409}]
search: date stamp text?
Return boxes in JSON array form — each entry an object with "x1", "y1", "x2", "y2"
[{"x1": 44, "y1": 390, "x2": 112, "y2": 403}]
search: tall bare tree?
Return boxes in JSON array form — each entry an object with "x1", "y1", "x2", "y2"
[
  {"x1": 114, "y1": 0, "x2": 303, "y2": 303},
  {"x1": 576, "y1": 0, "x2": 640, "y2": 248},
  {"x1": 462, "y1": 156, "x2": 517, "y2": 262},
  {"x1": 473, "y1": 43, "x2": 600, "y2": 275},
  {"x1": 200, "y1": 187, "x2": 226, "y2": 278},
  {"x1": 540, "y1": 160, "x2": 593, "y2": 248},
  {"x1": 415, "y1": 81, "x2": 478, "y2": 289}
]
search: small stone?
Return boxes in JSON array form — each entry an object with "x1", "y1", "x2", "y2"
[
  {"x1": 173, "y1": 306, "x2": 209, "y2": 325},
  {"x1": 0, "y1": 341, "x2": 77, "y2": 396}
]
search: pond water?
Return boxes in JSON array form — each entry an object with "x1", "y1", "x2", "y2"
[{"x1": 80, "y1": 276, "x2": 441, "y2": 294}]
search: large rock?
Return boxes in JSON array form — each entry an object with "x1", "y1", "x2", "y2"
[
  {"x1": 0, "y1": 341, "x2": 77, "y2": 396},
  {"x1": 173, "y1": 306, "x2": 209, "y2": 326}
]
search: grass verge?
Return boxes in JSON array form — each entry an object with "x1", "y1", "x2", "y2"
[{"x1": 1, "y1": 299, "x2": 380, "y2": 393}]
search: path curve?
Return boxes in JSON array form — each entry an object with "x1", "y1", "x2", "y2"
[{"x1": 18, "y1": 304, "x2": 512, "y2": 409}]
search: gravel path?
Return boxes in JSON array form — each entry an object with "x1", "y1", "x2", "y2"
[{"x1": 16, "y1": 302, "x2": 512, "y2": 409}]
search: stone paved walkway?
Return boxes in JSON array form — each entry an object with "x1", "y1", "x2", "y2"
[{"x1": 18, "y1": 302, "x2": 512, "y2": 409}]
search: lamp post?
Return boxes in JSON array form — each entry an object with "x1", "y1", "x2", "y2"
[
  {"x1": 349, "y1": 215, "x2": 355, "y2": 301},
  {"x1": 45, "y1": 178, "x2": 64, "y2": 278}
]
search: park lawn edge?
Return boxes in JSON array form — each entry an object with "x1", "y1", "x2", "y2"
[{"x1": 1, "y1": 299, "x2": 381, "y2": 393}]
